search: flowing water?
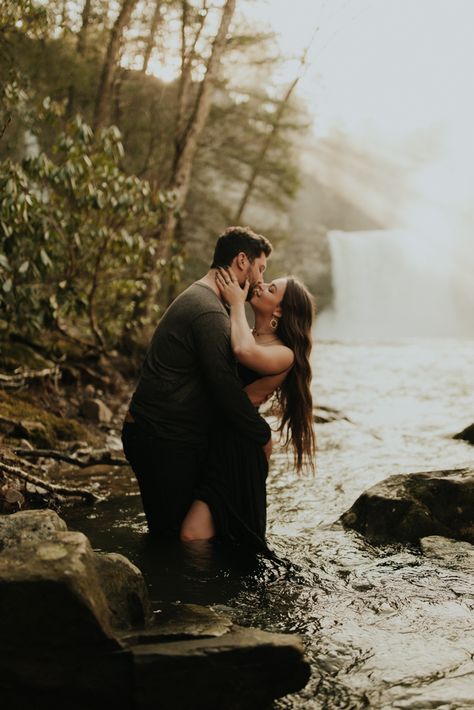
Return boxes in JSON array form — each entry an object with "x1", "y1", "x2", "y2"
[{"x1": 65, "y1": 339, "x2": 474, "y2": 709}]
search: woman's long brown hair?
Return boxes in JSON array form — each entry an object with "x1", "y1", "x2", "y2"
[{"x1": 275, "y1": 277, "x2": 316, "y2": 472}]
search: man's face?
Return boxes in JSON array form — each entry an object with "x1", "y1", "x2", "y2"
[{"x1": 245, "y1": 253, "x2": 267, "y2": 299}]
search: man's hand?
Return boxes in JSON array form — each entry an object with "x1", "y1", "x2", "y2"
[{"x1": 263, "y1": 437, "x2": 272, "y2": 462}]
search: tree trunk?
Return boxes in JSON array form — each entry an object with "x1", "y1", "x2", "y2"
[
  {"x1": 93, "y1": 0, "x2": 139, "y2": 134},
  {"x1": 141, "y1": 0, "x2": 236, "y2": 325},
  {"x1": 66, "y1": 0, "x2": 93, "y2": 118},
  {"x1": 233, "y1": 76, "x2": 300, "y2": 223},
  {"x1": 141, "y1": 0, "x2": 162, "y2": 74},
  {"x1": 61, "y1": 0, "x2": 69, "y2": 34},
  {"x1": 77, "y1": 0, "x2": 92, "y2": 55}
]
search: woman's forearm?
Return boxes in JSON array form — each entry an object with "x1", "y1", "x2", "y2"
[{"x1": 229, "y1": 302, "x2": 256, "y2": 356}]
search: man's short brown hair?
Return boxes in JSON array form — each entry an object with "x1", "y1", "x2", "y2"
[{"x1": 211, "y1": 226, "x2": 272, "y2": 268}]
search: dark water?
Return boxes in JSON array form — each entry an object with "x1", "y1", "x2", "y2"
[{"x1": 65, "y1": 340, "x2": 474, "y2": 708}]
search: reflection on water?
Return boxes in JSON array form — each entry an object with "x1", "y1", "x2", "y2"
[{"x1": 65, "y1": 340, "x2": 474, "y2": 708}]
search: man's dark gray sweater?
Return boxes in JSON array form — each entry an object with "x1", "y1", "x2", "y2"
[{"x1": 130, "y1": 282, "x2": 271, "y2": 446}]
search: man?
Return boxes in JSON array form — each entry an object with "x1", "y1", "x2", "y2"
[{"x1": 122, "y1": 226, "x2": 273, "y2": 537}]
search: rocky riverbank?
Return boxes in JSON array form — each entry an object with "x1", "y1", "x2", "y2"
[{"x1": 0, "y1": 509, "x2": 310, "y2": 709}]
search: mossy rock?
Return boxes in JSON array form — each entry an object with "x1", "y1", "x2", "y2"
[
  {"x1": 0, "y1": 341, "x2": 56, "y2": 373},
  {"x1": 0, "y1": 391, "x2": 96, "y2": 448}
]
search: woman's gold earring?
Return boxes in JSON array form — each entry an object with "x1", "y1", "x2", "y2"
[{"x1": 270, "y1": 317, "x2": 278, "y2": 330}]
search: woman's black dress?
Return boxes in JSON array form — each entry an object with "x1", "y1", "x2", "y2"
[{"x1": 195, "y1": 364, "x2": 272, "y2": 555}]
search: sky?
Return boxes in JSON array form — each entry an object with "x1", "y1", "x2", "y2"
[{"x1": 242, "y1": 0, "x2": 474, "y2": 144}]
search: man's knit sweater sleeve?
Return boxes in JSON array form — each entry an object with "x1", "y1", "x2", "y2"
[{"x1": 192, "y1": 310, "x2": 271, "y2": 445}]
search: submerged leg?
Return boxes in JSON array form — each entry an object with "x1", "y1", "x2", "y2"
[{"x1": 180, "y1": 500, "x2": 216, "y2": 541}]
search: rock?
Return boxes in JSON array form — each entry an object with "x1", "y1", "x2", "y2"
[
  {"x1": 0, "y1": 529, "x2": 119, "y2": 652},
  {"x1": 0, "y1": 510, "x2": 310, "y2": 708},
  {"x1": 0, "y1": 509, "x2": 67, "y2": 551},
  {"x1": 313, "y1": 404, "x2": 350, "y2": 424},
  {"x1": 340, "y1": 467, "x2": 474, "y2": 544},
  {"x1": 121, "y1": 603, "x2": 233, "y2": 644},
  {"x1": 0, "y1": 485, "x2": 25, "y2": 513},
  {"x1": 84, "y1": 383, "x2": 96, "y2": 399},
  {"x1": 453, "y1": 423, "x2": 474, "y2": 445},
  {"x1": 14, "y1": 419, "x2": 51, "y2": 447},
  {"x1": 131, "y1": 625, "x2": 311, "y2": 710},
  {"x1": 80, "y1": 398, "x2": 113, "y2": 424},
  {"x1": 94, "y1": 552, "x2": 153, "y2": 630}
]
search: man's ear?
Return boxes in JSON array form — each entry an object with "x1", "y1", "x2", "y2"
[{"x1": 234, "y1": 251, "x2": 248, "y2": 272}]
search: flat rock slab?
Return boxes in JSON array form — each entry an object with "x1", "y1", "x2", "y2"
[
  {"x1": 121, "y1": 603, "x2": 233, "y2": 644},
  {"x1": 131, "y1": 624, "x2": 311, "y2": 710},
  {"x1": 340, "y1": 467, "x2": 474, "y2": 544}
]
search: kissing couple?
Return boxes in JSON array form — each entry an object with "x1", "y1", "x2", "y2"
[{"x1": 122, "y1": 226, "x2": 316, "y2": 554}]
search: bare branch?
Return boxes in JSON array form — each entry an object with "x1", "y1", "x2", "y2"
[
  {"x1": 13, "y1": 447, "x2": 128, "y2": 468},
  {"x1": 0, "y1": 459, "x2": 98, "y2": 503}
]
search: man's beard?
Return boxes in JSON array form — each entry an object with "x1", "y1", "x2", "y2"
[{"x1": 245, "y1": 267, "x2": 258, "y2": 301}]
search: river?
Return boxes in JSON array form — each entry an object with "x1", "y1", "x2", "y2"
[{"x1": 65, "y1": 338, "x2": 474, "y2": 708}]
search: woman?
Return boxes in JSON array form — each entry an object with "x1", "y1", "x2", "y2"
[{"x1": 180, "y1": 267, "x2": 316, "y2": 552}]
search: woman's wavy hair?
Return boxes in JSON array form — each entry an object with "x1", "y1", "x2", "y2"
[{"x1": 275, "y1": 277, "x2": 316, "y2": 472}]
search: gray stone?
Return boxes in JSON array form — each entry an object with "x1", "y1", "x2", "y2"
[
  {"x1": 0, "y1": 511, "x2": 311, "y2": 707},
  {"x1": 80, "y1": 398, "x2": 113, "y2": 424},
  {"x1": 340, "y1": 467, "x2": 474, "y2": 544},
  {"x1": 453, "y1": 422, "x2": 474, "y2": 444},
  {"x1": 131, "y1": 624, "x2": 311, "y2": 710},
  {"x1": 15, "y1": 419, "x2": 50, "y2": 447},
  {"x1": 94, "y1": 552, "x2": 154, "y2": 630},
  {"x1": 121, "y1": 603, "x2": 233, "y2": 644},
  {"x1": 0, "y1": 509, "x2": 67, "y2": 551},
  {"x1": 0, "y1": 529, "x2": 119, "y2": 652}
]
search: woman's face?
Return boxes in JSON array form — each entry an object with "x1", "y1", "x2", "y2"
[{"x1": 250, "y1": 277, "x2": 287, "y2": 316}]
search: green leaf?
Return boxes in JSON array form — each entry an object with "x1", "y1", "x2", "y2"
[
  {"x1": 40, "y1": 248, "x2": 52, "y2": 267},
  {"x1": 19, "y1": 260, "x2": 29, "y2": 274},
  {"x1": 3, "y1": 278, "x2": 12, "y2": 293}
]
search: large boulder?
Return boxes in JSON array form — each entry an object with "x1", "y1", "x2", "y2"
[
  {"x1": 0, "y1": 511, "x2": 310, "y2": 708},
  {"x1": 340, "y1": 467, "x2": 474, "y2": 544},
  {"x1": 453, "y1": 423, "x2": 474, "y2": 445},
  {"x1": 0, "y1": 530, "x2": 119, "y2": 651},
  {"x1": 130, "y1": 620, "x2": 310, "y2": 710},
  {"x1": 94, "y1": 552, "x2": 153, "y2": 630}
]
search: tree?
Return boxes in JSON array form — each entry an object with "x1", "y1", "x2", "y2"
[
  {"x1": 142, "y1": 0, "x2": 236, "y2": 323},
  {"x1": 77, "y1": 0, "x2": 93, "y2": 56},
  {"x1": 0, "y1": 114, "x2": 171, "y2": 351},
  {"x1": 93, "y1": 0, "x2": 139, "y2": 134},
  {"x1": 141, "y1": 0, "x2": 163, "y2": 74}
]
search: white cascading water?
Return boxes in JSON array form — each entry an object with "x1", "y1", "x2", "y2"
[{"x1": 316, "y1": 229, "x2": 473, "y2": 339}]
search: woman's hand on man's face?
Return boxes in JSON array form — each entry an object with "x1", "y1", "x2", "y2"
[{"x1": 215, "y1": 267, "x2": 249, "y2": 306}]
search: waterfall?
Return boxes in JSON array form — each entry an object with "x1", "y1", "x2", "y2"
[{"x1": 316, "y1": 229, "x2": 472, "y2": 339}]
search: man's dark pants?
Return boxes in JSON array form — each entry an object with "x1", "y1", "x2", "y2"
[{"x1": 121, "y1": 421, "x2": 207, "y2": 536}]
